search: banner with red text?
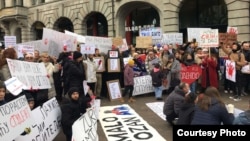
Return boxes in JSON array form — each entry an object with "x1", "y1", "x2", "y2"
[
  {"x1": 200, "y1": 29, "x2": 219, "y2": 47},
  {"x1": 0, "y1": 95, "x2": 33, "y2": 141},
  {"x1": 99, "y1": 104, "x2": 166, "y2": 141},
  {"x1": 180, "y1": 64, "x2": 202, "y2": 84}
]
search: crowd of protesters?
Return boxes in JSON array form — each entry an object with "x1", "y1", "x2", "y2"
[{"x1": 1, "y1": 39, "x2": 250, "y2": 140}]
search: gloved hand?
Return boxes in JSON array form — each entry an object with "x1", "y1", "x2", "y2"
[{"x1": 226, "y1": 104, "x2": 234, "y2": 114}]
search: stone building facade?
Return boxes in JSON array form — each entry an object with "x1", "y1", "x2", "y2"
[{"x1": 0, "y1": 0, "x2": 249, "y2": 45}]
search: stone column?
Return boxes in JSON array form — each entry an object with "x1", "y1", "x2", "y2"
[{"x1": 226, "y1": 0, "x2": 250, "y2": 41}]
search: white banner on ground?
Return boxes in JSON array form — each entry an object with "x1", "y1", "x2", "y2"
[
  {"x1": 42, "y1": 28, "x2": 77, "y2": 57},
  {"x1": 0, "y1": 95, "x2": 33, "y2": 141},
  {"x1": 85, "y1": 36, "x2": 112, "y2": 54},
  {"x1": 7, "y1": 58, "x2": 51, "y2": 89},
  {"x1": 14, "y1": 97, "x2": 62, "y2": 141},
  {"x1": 99, "y1": 104, "x2": 166, "y2": 141},
  {"x1": 72, "y1": 107, "x2": 98, "y2": 141}
]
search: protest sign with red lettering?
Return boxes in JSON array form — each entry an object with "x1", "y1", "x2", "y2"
[
  {"x1": 181, "y1": 64, "x2": 202, "y2": 84},
  {"x1": 0, "y1": 95, "x2": 33, "y2": 141}
]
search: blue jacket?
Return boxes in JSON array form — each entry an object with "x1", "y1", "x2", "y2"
[
  {"x1": 233, "y1": 110, "x2": 250, "y2": 125},
  {"x1": 191, "y1": 98, "x2": 234, "y2": 125}
]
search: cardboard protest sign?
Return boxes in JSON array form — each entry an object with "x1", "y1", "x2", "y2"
[
  {"x1": 106, "y1": 80, "x2": 122, "y2": 101},
  {"x1": 99, "y1": 104, "x2": 166, "y2": 141},
  {"x1": 112, "y1": 37, "x2": 123, "y2": 47},
  {"x1": 4, "y1": 77, "x2": 27, "y2": 96},
  {"x1": 4, "y1": 36, "x2": 16, "y2": 48},
  {"x1": 85, "y1": 36, "x2": 112, "y2": 54},
  {"x1": 72, "y1": 107, "x2": 98, "y2": 141},
  {"x1": 42, "y1": 28, "x2": 77, "y2": 57},
  {"x1": 93, "y1": 57, "x2": 105, "y2": 72},
  {"x1": 225, "y1": 60, "x2": 236, "y2": 82},
  {"x1": 180, "y1": 64, "x2": 202, "y2": 84},
  {"x1": 0, "y1": 95, "x2": 33, "y2": 141},
  {"x1": 14, "y1": 97, "x2": 62, "y2": 141},
  {"x1": 200, "y1": 29, "x2": 219, "y2": 47},
  {"x1": 219, "y1": 33, "x2": 237, "y2": 46},
  {"x1": 136, "y1": 36, "x2": 152, "y2": 48},
  {"x1": 7, "y1": 59, "x2": 51, "y2": 89}
]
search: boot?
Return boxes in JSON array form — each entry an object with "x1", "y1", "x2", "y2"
[
  {"x1": 120, "y1": 97, "x2": 125, "y2": 103},
  {"x1": 128, "y1": 97, "x2": 136, "y2": 103}
]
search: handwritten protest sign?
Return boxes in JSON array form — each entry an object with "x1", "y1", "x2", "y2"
[
  {"x1": 112, "y1": 37, "x2": 123, "y2": 47},
  {"x1": 4, "y1": 77, "x2": 27, "y2": 96},
  {"x1": 85, "y1": 36, "x2": 112, "y2": 54},
  {"x1": 17, "y1": 44, "x2": 34, "y2": 58},
  {"x1": 99, "y1": 104, "x2": 166, "y2": 141},
  {"x1": 15, "y1": 98, "x2": 62, "y2": 141},
  {"x1": 0, "y1": 95, "x2": 33, "y2": 141},
  {"x1": 18, "y1": 40, "x2": 50, "y2": 54},
  {"x1": 161, "y1": 33, "x2": 183, "y2": 45},
  {"x1": 93, "y1": 57, "x2": 105, "y2": 72},
  {"x1": 136, "y1": 36, "x2": 152, "y2": 48},
  {"x1": 200, "y1": 29, "x2": 219, "y2": 47},
  {"x1": 219, "y1": 33, "x2": 237, "y2": 46},
  {"x1": 180, "y1": 64, "x2": 202, "y2": 84},
  {"x1": 187, "y1": 28, "x2": 210, "y2": 43},
  {"x1": 4, "y1": 36, "x2": 16, "y2": 48},
  {"x1": 72, "y1": 107, "x2": 98, "y2": 141},
  {"x1": 80, "y1": 44, "x2": 95, "y2": 54},
  {"x1": 106, "y1": 80, "x2": 122, "y2": 101},
  {"x1": 139, "y1": 27, "x2": 162, "y2": 40},
  {"x1": 133, "y1": 75, "x2": 154, "y2": 96},
  {"x1": 227, "y1": 26, "x2": 238, "y2": 34},
  {"x1": 7, "y1": 58, "x2": 51, "y2": 89},
  {"x1": 42, "y1": 28, "x2": 77, "y2": 57}
]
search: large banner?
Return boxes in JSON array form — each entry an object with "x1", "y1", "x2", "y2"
[
  {"x1": 15, "y1": 97, "x2": 62, "y2": 141},
  {"x1": 99, "y1": 104, "x2": 166, "y2": 141},
  {"x1": 64, "y1": 30, "x2": 86, "y2": 43},
  {"x1": 42, "y1": 28, "x2": 77, "y2": 57},
  {"x1": 85, "y1": 36, "x2": 112, "y2": 54},
  {"x1": 72, "y1": 107, "x2": 98, "y2": 141},
  {"x1": 7, "y1": 58, "x2": 51, "y2": 89},
  {"x1": 0, "y1": 95, "x2": 33, "y2": 141}
]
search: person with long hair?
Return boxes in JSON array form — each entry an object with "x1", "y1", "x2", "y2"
[{"x1": 191, "y1": 86, "x2": 234, "y2": 125}]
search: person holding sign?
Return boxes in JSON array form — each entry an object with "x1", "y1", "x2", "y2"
[
  {"x1": 120, "y1": 59, "x2": 136, "y2": 103},
  {"x1": 61, "y1": 87, "x2": 91, "y2": 141}
]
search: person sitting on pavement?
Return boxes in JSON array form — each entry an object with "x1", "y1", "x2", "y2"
[{"x1": 163, "y1": 82, "x2": 190, "y2": 126}]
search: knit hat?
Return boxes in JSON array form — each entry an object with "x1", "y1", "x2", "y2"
[
  {"x1": 68, "y1": 87, "x2": 80, "y2": 98},
  {"x1": 73, "y1": 51, "x2": 82, "y2": 60},
  {"x1": 127, "y1": 59, "x2": 134, "y2": 66}
]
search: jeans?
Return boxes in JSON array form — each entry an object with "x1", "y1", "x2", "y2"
[
  {"x1": 154, "y1": 86, "x2": 163, "y2": 98},
  {"x1": 190, "y1": 81, "x2": 196, "y2": 94}
]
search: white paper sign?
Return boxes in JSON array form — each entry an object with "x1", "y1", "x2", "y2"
[
  {"x1": 0, "y1": 95, "x2": 33, "y2": 141},
  {"x1": 14, "y1": 98, "x2": 62, "y2": 141},
  {"x1": 65, "y1": 30, "x2": 86, "y2": 43},
  {"x1": 4, "y1": 36, "x2": 16, "y2": 48},
  {"x1": 161, "y1": 33, "x2": 183, "y2": 45},
  {"x1": 17, "y1": 44, "x2": 34, "y2": 58},
  {"x1": 139, "y1": 27, "x2": 162, "y2": 40},
  {"x1": 225, "y1": 60, "x2": 236, "y2": 82},
  {"x1": 199, "y1": 29, "x2": 219, "y2": 47},
  {"x1": 4, "y1": 77, "x2": 27, "y2": 96},
  {"x1": 18, "y1": 40, "x2": 50, "y2": 54},
  {"x1": 83, "y1": 80, "x2": 89, "y2": 95},
  {"x1": 72, "y1": 107, "x2": 98, "y2": 141},
  {"x1": 7, "y1": 59, "x2": 51, "y2": 89},
  {"x1": 187, "y1": 28, "x2": 210, "y2": 43},
  {"x1": 80, "y1": 44, "x2": 95, "y2": 54}
]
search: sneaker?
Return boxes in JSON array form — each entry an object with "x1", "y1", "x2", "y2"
[
  {"x1": 229, "y1": 90, "x2": 233, "y2": 94},
  {"x1": 234, "y1": 97, "x2": 242, "y2": 101},
  {"x1": 229, "y1": 96, "x2": 235, "y2": 99},
  {"x1": 242, "y1": 91, "x2": 248, "y2": 96},
  {"x1": 224, "y1": 90, "x2": 228, "y2": 94}
]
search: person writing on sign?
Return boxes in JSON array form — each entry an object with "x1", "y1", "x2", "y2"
[{"x1": 61, "y1": 87, "x2": 91, "y2": 141}]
